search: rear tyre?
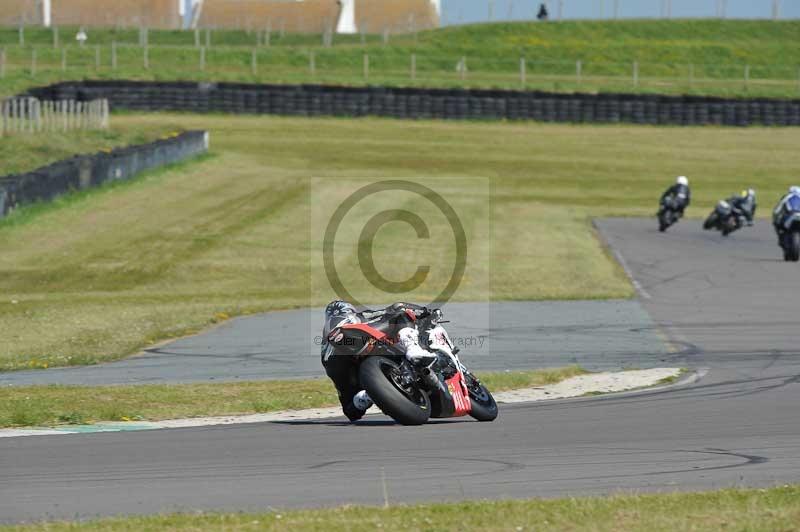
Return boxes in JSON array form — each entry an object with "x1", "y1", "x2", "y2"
[
  {"x1": 359, "y1": 356, "x2": 430, "y2": 426},
  {"x1": 788, "y1": 231, "x2": 800, "y2": 262},
  {"x1": 658, "y1": 211, "x2": 670, "y2": 232},
  {"x1": 465, "y1": 374, "x2": 498, "y2": 422}
]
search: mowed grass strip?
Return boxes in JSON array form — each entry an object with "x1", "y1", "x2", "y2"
[
  {"x1": 0, "y1": 366, "x2": 584, "y2": 428},
  {"x1": 3, "y1": 486, "x2": 799, "y2": 531},
  {"x1": 1, "y1": 114, "x2": 799, "y2": 371}
]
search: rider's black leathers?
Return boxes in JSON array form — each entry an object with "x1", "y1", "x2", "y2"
[
  {"x1": 660, "y1": 184, "x2": 691, "y2": 214},
  {"x1": 728, "y1": 195, "x2": 756, "y2": 226},
  {"x1": 321, "y1": 302, "x2": 425, "y2": 422}
]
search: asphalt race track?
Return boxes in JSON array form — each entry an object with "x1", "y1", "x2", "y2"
[
  {"x1": 0, "y1": 301, "x2": 668, "y2": 386},
  {"x1": 2, "y1": 218, "x2": 800, "y2": 523}
]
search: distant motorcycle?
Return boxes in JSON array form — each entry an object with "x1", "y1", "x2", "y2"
[
  {"x1": 658, "y1": 195, "x2": 685, "y2": 232},
  {"x1": 703, "y1": 200, "x2": 742, "y2": 236},
  {"x1": 778, "y1": 209, "x2": 800, "y2": 262}
]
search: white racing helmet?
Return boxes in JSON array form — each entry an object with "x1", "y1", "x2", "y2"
[
  {"x1": 676, "y1": 176, "x2": 689, "y2": 186},
  {"x1": 790, "y1": 186, "x2": 800, "y2": 195}
]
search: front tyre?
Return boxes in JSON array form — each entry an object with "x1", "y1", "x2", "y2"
[
  {"x1": 359, "y1": 356, "x2": 430, "y2": 426},
  {"x1": 465, "y1": 374, "x2": 498, "y2": 422},
  {"x1": 703, "y1": 213, "x2": 716, "y2": 230}
]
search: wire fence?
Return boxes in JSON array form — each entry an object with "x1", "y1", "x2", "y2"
[
  {"x1": 0, "y1": 97, "x2": 109, "y2": 136},
  {"x1": 1, "y1": 43, "x2": 798, "y2": 97}
]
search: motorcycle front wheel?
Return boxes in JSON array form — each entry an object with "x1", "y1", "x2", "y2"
[
  {"x1": 359, "y1": 356, "x2": 431, "y2": 426},
  {"x1": 465, "y1": 374, "x2": 498, "y2": 422}
]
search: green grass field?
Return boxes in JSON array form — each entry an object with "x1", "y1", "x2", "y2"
[
  {"x1": 1, "y1": 20, "x2": 799, "y2": 99},
  {"x1": 1, "y1": 114, "x2": 798, "y2": 371},
  {"x1": 0, "y1": 366, "x2": 584, "y2": 427},
  {"x1": 3, "y1": 486, "x2": 799, "y2": 531}
]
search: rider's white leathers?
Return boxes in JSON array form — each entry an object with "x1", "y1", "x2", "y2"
[
  {"x1": 397, "y1": 327, "x2": 435, "y2": 364},
  {"x1": 773, "y1": 192, "x2": 800, "y2": 230}
]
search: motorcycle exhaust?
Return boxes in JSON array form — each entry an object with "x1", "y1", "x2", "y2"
[{"x1": 421, "y1": 367, "x2": 449, "y2": 396}]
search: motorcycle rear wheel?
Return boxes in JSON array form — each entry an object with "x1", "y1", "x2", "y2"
[
  {"x1": 787, "y1": 231, "x2": 800, "y2": 262},
  {"x1": 359, "y1": 356, "x2": 431, "y2": 426}
]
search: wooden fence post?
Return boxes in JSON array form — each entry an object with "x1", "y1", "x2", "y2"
[
  {"x1": 33, "y1": 99, "x2": 42, "y2": 132},
  {"x1": 744, "y1": 64, "x2": 750, "y2": 90},
  {"x1": 520, "y1": 57, "x2": 526, "y2": 87},
  {"x1": 411, "y1": 53, "x2": 416, "y2": 81},
  {"x1": 144, "y1": 45, "x2": 149, "y2": 69},
  {"x1": 576, "y1": 60, "x2": 582, "y2": 85},
  {"x1": 53, "y1": 26, "x2": 59, "y2": 48},
  {"x1": 95, "y1": 45, "x2": 101, "y2": 70},
  {"x1": 200, "y1": 47, "x2": 206, "y2": 71},
  {"x1": 61, "y1": 47, "x2": 67, "y2": 71},
  {"x1": 111, "y1": 41, "x2": 117, "y2": 70},
  {"x1": 251, "y1": 48, "x2": 257, "y2": 75},
  {"x1": 460, "y1": 56, "x2": 466, "y2": 81},
  {"x1": 18, "y1": 25, "x2": 24, "y2": 46},
  {"x1": 309, "y1": 51, "x2": 315, "y2": 76},
  {"x1": 363, "y1": 53, "x2": 369, "y2": 80}
]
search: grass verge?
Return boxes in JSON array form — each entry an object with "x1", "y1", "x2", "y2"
[
  {"x1": 1, "y1": 114, "x2": 798, "y2": 370},
  {"x1": 2, "y1": 486, "x2": 799, "y2": 531},
  {"x1": 0, "y1": 125, "x2": 175, "y2": 176},
  {"x1": 0, "y1": 366, "x2": 585, "y2": 428}
]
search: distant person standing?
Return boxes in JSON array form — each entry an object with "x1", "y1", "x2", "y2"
[{"x1": 537, "y1": 3, "x2": 549, "y2": 21}]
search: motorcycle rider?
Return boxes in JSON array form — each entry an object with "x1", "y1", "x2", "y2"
[
  {"x1": 773, "y1": 186, "x2": 800, "y2": 242},
  {"x1": 660, "y1": 176, "x2": 691, "y2": 216},
  {"x1": 728, "y1": 189, "x2": 757, "y2": 228},
  {"x1": 321, "y1": 301, "x2": 433, "y2": 422}
]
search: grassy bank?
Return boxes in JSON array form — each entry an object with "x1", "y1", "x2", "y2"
[
  {"x1": 0, "y1": 126, "x2": 174, "y2": 176},
  {"x1": 1, "y1": 114, "x2": 798, "y2": 370},
  {"x1": 1, "y1": 20, "x2": 799, "y2": 99},
  {"x1": 0, "y1": 366, "x2": 584, "y2": 427},
  {"x1": 4, "y1": 486, "x2": 799, "y2": 531}
]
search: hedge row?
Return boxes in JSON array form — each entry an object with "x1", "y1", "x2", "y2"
[
  {"x1": 24, "y1": 81, "x2": 800, "y2": 126},
  {"x1": 0, "y1": 130, "x2": 208, "y2": 219}
]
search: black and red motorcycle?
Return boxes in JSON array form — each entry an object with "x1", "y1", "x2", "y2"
[{"x1": 323, "y1": 306, "x2": 498, "y2": 426}]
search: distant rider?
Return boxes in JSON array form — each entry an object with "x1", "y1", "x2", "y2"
[
  {"x1": 660, "y1": 176, "x2": 691, "y2": 216},
  {"x1": 728, "y1": 189, "x2": 757, "y2": 227},
  {"x1": 773, "y1": 186, "x2": 800, "y2": 241},
  {"x1": 321, "y1": 301, "x2": 434, "y2": 422}
]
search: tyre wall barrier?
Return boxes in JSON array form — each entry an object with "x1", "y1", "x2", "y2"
[
  {"x1": 0, "y1": 130, "x2": 208, "y2": 219},
  {"x1": 23, "y1": 81, "x2": 800, "y2": 127}
]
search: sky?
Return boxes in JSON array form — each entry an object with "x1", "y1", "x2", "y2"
[{"x1": 439, "y1": 0, "x2": 800, "y2": 24}]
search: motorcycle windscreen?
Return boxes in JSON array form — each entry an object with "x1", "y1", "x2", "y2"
[{"x1": 445, "y1": 373, "x2": 472, "y2": 417}]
